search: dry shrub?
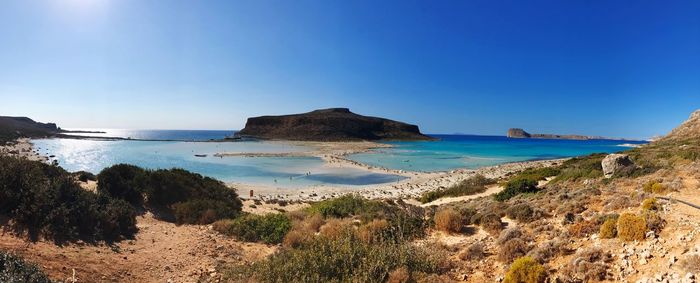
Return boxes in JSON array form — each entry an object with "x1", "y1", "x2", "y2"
[
  {"x1": 320, "y1": 218, "x2": 353, "y2": 239},
  {"x1": 604, "y1": 195, "x2": 634, "y2": 210},
  {"x1": 641, "y1": 211, "x2": 665, "y2": 233},
  {"x1": 642, "y1": 180, "x2": 656, "y2": 193},
  {"x1": 458, "y1": 207, "x2": 477, "y2": 225},
  {"x1": 388, "y1": 266, "x2": 410, "y2": 283},
  {"x1": 498, "y1": 238, "x2": 530, "y2": 263},
  {"x1": 568, "y1": 219, "x2": 600, "y2": 238},
  {"x1": 503, "y1": 256, "x2": 546, "y2": 283},
  {"x1": 434, "y1": 208, "x2": 462, "y2": 233},
  {"x1": 562, "y1": 248, "x2": 612, "y2": 282},
  {"x1": 480, "y1": 213, "x2": 504, "y2": 235},
  {"x1": 212, "y1": 219, "x2": 235, "y2": 234},
  {"x1": 357, "y1": 219, "x2": 390, "y2": 244},
  {"x1": 641, "y1": 198, "x2": 659, "y2": 211},
  {"x1": 556, "y1": 200, "x2": 587, "y2": 215},
  {"x1": 680, "y1": 254, "x2": 700, "y2": 273},
  {"x1": 643, "y1": 180, "x2": 668, "y2": 194},
  {"x1": 527, "y1": 239, "x2": 569, "y2": 264},
  {"x1": 651, "y1": 183, "x2": 667, "y2": 194},
  {"x1": 286, "y1": 210, "x2": 306, "y2": 221},
  {"x1": 282, "y1": 229, "x2": 312, "y2": 248},
  {"x1": 530, "y1": 221, "x2": 561, "y2": 238},
  {"x1": 599, "y1": 218, "x2": 617, "y2": 239},
  {"x1": 497, "y1": 227, "x2": 530, "y2": 245},
  {"x1": 617, "y1": 213, "x2": 646, "y2": 241},
  {"x1": 506, "y1": 203, "x2": 544, "y2": 223},
  {"x1": 305, "y1": 214, "x2": 325, "y2": 232},
  {"x1": 459, "y1": 242, "x2": 485, "y2": 261}
]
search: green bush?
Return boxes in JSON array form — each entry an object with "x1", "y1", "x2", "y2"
[
  {"x1": 504, "y1": 256, "x2": 546, "y2": 283},
  {"x1": 0, "y1": 156, "x2": 137, "y2": 243},
  {"x1": 97, "y1": 164, "x2": 148, "y2": 207},
  {"x1": 307, "y1": 194, "x2": 385, "y2": 219},
  {"x1": 224, "y1": 228, "x2": 446, "y2": 282},
  {"x1": 419, "y1": 175, "x2": 494, "y2": 203},
  {"x1": 215, "y1": 213, "x2": 292, "y2": 244},
  {"x1": 552, "y1": 153, "x2": 606, "y2": 183},
  {"x1": 494, "y1": 178, "x2": 538, "y2": 201},
  {"x1": 0, "y1": 251, "x2": 52, "y2": 283},
  {"x1": 97, "y1": 165, "x2": 242, "y2": 224},
  {"x1": 514, "y1": 167, "x2": 561, "y2": 182},
  {"x1": 172, "y1": 199, "x2": 241, "y2": 225}
]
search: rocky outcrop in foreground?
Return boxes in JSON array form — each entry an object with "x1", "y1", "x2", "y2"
[
  {"x1": 237, "y1": 108, "x2": 434, "y2": 141},
  {"x1": 602, "y1": 153, "x2": 636, "y2": 178}
]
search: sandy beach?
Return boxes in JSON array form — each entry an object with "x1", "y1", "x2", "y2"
[
  {"x1": 218, "y1": 140, "x2": 567, "y2": 202},
  {"x1": 0, "y1": 138, "x2": 48, "y2": 162}
]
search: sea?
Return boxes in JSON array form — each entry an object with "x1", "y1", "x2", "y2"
[{"x1": 32, "y1": 130, "x2": 646, "y2": 187}]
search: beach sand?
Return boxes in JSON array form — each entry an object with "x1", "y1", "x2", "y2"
[
  {"x1": 0, "y1": 138, "x2": 48, "y2": 162},
  {"x1": 219, "y1": 140, "x2": 566, "y2": 202}
]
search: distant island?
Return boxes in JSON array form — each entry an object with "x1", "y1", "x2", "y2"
[
  {"x1": 507, "y1": 128, "x2": 619, "y2": 140},
  {"x1": 237, "y1": 108, "x2": 434, "y2": 141}
]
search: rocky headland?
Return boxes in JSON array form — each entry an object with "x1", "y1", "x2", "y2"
[
  {"x1": 237, "y1": 108, "x2": 434, "y2": 141},
  {"x1": 507, "y1": 127, "x2": 614, "y2": 140}
]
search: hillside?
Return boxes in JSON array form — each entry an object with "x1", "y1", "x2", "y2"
[
  {"x1": 0, "y1": 116, "x2": 60, "y2": 143},
  {"x1": 237, "y1": 108, "x2": 434, "y2": 141},
  {"x1": 661, "y1": 109, "x2": 700, "y2": 141}
]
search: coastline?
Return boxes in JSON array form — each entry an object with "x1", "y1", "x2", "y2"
[{"x1": 5, "y1": 137, "x2": 567, "y2": 204}]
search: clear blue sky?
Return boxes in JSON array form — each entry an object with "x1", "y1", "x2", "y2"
[{"x1": 1, "y1": 0, "x2": 698, "y2": 139}]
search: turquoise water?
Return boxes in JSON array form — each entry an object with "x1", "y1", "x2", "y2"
[
  {"x1": 63, "y1": 129, "x2": 235, "y2": 141},
  {"x1": 348, "y1": 135, "x2": 646, "y2": 172},
  {"x1": 33, "y1": 139, "x2": 406, "y2": 187},
  {"x1": 33, "y1": 131, "x2": 646, "y2": 187}
]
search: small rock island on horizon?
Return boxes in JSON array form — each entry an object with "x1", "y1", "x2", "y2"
[
  {"x1": 507, "y1": 127, "x2": 616, "y2": 140},
  {"x1": 237, "y1": 108, "x2": 434, "y2": 142}
]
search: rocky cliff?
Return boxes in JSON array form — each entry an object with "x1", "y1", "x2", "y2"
[{"x1": 237, "y1": 108, "x2": 433, "y2": 141}]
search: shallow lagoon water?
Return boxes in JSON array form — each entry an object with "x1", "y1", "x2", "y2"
[
  {"x1": 348, "y1": 135, "x2": 646, "y2": 172},
  {"x1": 34, "y1": 132, "x2": 646, "y2": 187},
  {"x1": 33, "y1": 139, "x2": 406, "y2": 187}
]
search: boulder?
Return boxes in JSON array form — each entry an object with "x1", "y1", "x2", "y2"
[{"x1": 602, "y1": 154, "x2": 635, "y2": 178}]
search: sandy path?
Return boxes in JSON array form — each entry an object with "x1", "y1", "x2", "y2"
[
  {"x1": 420, "y1": 184, "x2": 504, "y2": 207},
  {"x1": 0, "y1": 214, "x2": 274, "y2": 282}
]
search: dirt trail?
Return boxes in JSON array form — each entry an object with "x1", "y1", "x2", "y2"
[
  {"x1": 420, "y1": 184, "x2": 503, "y2": 207},
  {"x1": 0, "y1": 214, "x2": 274, "y2": 282},
  {"x1": 420, "y1": 178, "x2": 553, "y2": 207}
]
